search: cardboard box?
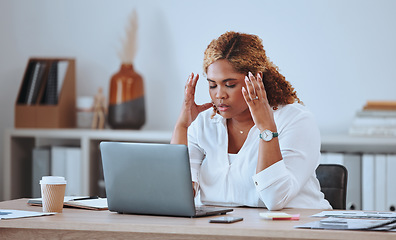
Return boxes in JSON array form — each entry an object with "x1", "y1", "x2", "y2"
[{"x1": 15, "y1": 58, "x2": 76, "y2": 128}]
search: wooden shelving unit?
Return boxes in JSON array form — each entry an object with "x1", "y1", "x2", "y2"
[{"x1": 3, "y1": 129, "x2": 172, "y2": 200}]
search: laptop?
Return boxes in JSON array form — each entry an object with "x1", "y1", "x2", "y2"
[{"x1": 100, "y1": 141, "x2": 233, "y2": 217}]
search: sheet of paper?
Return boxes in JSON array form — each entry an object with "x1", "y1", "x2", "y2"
[
  {"x1": 66, "y1": 198, "x2": 108, "y2": 210},
  {"x1": 312, "y1": 210, "x2": 396, "y2": 219},
  {"x1": 0, "y1": 209, "x2": 55, "y2": 220}
]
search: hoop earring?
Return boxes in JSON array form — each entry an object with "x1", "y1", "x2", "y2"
[{"x1": 210, "y1": 102, "x2": 218, "y2": 119}]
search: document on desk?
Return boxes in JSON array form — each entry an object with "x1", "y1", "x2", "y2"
[
  {"x1": 64, "y1": 198, "x2": 108, "y2": 210},
  {"x1": 311, "y1": 210, "x2": 396, "y2": 219},
  {"x1": 0, "y1": 209, "x2": 55, "y2": 220},
  {"x1": 27, "y1": 196, "x2": 108, "y2": 210},
  {"x1": 295, "y1": 217, "x2": 396, "y2": 231}
]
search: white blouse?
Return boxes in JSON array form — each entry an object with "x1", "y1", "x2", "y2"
[{"x1": 187, "y1": 103, "x2": 332, "y2": 210}]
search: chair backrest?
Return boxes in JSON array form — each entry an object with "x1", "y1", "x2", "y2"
[{"x1": 315, "y1": 164, "x2": 348, "y2": 210}]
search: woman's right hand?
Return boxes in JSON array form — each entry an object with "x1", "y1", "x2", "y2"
[
  {"x1": 176, "y1": 73, "x2": 212, "y2": 128},
  {"x1": 171, "y1": 73, "x2": 212, "y2": 145}
]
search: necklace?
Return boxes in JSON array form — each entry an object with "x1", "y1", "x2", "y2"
[{"x1": 229, "y1": 119, "x2": 252, "y2": 135}]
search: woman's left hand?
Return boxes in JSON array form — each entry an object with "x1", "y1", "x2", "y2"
[{"x1": 242, "y1": 72, "x2": 277, "y2": 132}]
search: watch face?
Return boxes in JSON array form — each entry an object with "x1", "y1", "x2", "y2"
[{"x1": 261, "y1": 130, "x2": 272, "y2": 141}]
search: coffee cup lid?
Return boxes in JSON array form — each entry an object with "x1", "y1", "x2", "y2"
[{"x1": 40, "y1": 176, "x2": 67, "y2": 185}]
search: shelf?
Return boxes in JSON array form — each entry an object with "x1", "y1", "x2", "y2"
[
  {"x1": 6, "y1": 128, "x2": 172, "y2": 141},
  {"x1": 321, "y1": 134, "x2": 396, "y2": 154},
  {"x1": 3, "y1": 128, "x2": 173, "y2": 200}
]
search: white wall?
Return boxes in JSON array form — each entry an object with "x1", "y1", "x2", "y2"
[{"x1": 1, "y1": 0, "x2": 396, "y2": 201}]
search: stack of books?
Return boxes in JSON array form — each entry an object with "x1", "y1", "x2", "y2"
[{"x1": 349, "y1": 101, "x2": 396, "y2": 136}]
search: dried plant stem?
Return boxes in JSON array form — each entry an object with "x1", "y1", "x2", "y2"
[{"x1": 118, "y1": 9, "x2": 138, "y2": 64}]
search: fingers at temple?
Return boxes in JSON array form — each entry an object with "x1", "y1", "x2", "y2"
[
  {"x1": 257, "y1": 73, "x2": 267, "y2": 100},
  {"x1": 245, "y1": 76, "x2": 256, "y2": 99},
  {"x1": 242, "y1": 87, "x2": 252, "y2": 104}
]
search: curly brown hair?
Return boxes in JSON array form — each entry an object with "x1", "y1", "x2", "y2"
[{"x1": 203, "y1": 31, "x2": 301, "y2": 108}]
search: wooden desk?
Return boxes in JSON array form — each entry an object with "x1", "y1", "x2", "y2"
[{"x1": 1, "y1": 199, "x2": 395, "y2": 240}]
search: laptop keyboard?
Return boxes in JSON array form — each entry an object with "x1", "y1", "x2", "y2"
[
  {"x1": 195, "y1": 206, "x2": 226, "y2": 215},
  {"x1": 195, "y1": 206, "x2": 209, "y2": 214}
]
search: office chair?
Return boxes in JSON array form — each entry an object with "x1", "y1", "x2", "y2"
[{"x1": 316, "y1": 164, "x2": 348, "y2": 210}]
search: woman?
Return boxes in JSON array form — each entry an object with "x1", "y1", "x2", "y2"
[{"x1": 171, "y1": 31, "x2": 331, "y2": 210}]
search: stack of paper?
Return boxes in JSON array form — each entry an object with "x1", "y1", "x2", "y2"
[{"x1": 295, "y1": 210, "x2": 396, "y2": 231}]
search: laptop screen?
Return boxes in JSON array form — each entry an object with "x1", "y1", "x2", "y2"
[{"x1": 100, "y1": 142, "x2": 197, "y2": 217}]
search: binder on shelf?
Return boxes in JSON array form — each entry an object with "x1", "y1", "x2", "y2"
[
  {"x1": 386, "y1": 155, "x2": 396, "y2": 212},
  {"x1": 342, "y1": 154, "x2": 362, "y2": 211},
  {"x1": 362, "y1": 154, "x2": 375, "y2": 211},
  {"x1": 15, "y1": 57, "x2": 76, "y2": 128},
  {"x1": 375, "y1": 154, "x2": 387, "y2": 211},
  {"x1": 51, "y1": 146, "x2": 82, "y2": 196},
  {"x1": 41, "y1": 61, "x2": 58, "y2": 105},
  {"x1": 26, "y1": 61, "x2": 48, "y2": 105},
  {"x1": 51, "y1": 146, "x2": 67, "y2": 179},
  {"x1": 32, "y1": 147, "x2": 51, "y2": 198}
]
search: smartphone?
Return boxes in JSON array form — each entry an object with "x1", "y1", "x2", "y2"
[{"x1": 209, "y1": 216, "x2": 243, "y2": 223}]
